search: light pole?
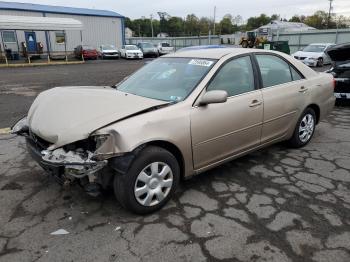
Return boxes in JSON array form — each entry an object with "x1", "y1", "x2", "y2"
[
  {"x1": 213, "y1": 6, "x2": 216, "y2": 35},
  {"x1": 327, "y1": 0, "x2": 334, "y2": 29},
  {"x1": 150, "y1": 14, "x2": 154, "y2": 38}
]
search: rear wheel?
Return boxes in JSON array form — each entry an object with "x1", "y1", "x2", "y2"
[
  {"x1": 287, "y1": 108, "x2": 316, "y2": 148},
  {"x1": 113, "y1": 146, "x2": 180, "y2": 214}
]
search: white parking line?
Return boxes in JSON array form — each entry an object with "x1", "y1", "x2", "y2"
[{"x1": 0, "y1": 127, "x2": 11, "y2": 135}]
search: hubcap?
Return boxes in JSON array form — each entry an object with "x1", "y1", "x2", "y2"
[
  {"x1": 134, "y1": 162, "x2": 173, "y2": 207},
  {"x1": 299, "y1": 113, "x2": 314, "y2": 143}
]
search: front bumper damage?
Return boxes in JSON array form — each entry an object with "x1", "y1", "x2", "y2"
[
  {"x1": 25, "y1": 135, "x2": 111, "y2": 196},
  {"x1": 11, "y1": 117, "x2": 132, "y2": 196}
]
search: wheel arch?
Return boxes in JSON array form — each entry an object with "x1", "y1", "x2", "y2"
[
  {"x1": 306, "y1": 103, "x2": 320, "y2": 124},
  {"x1": 143, "y1": 140, "x2": 185, "y2": 179}
]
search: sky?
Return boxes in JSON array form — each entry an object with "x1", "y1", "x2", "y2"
[{"x1": 3, "y1": 0, "x2": 350, "y2": 21}]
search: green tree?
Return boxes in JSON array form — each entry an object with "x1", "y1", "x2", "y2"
[
  {"x1": 304, "y1": 10, "x2": 329, "y2": 29},
  {"x1": 289, "y1": 15, "x2": 301, "y2": 22},
  {"x1": 199, "y1": 17, "x2": 211, "y2": 35},
  {"x1": 219, "y1": 17, "x2": 234, "y2": 34},
  {"x1": 184, "y1": 14, "x2": 200, "y2": 36},
  {"x1": 245, "y1": 14, "x2": 271, "y2": 30},
  {"x1": 167, "y1": 17, "x2": 184, "y2": 36}
]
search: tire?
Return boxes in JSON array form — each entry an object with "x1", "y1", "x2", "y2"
[
  {"x1": 113, "y1": 146, "x2": 180, "y2": 214},
  {"x1": 241, "y1": 41, "x2": 248, "y2": 48},
  {"x1": 317, "y1": 58, "x2": 323, "y2": 67},
  {"x1": 287, "y1": 108, "x2": 316, "y2": 148}
]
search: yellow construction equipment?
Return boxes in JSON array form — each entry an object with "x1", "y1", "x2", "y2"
[{"x1": 239, "y1": 31, "x2": 267, "y2": 48}]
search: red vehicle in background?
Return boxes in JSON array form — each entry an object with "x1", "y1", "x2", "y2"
[{"x1": 74, "y1": 45, "x2": 98, "y2": 60}]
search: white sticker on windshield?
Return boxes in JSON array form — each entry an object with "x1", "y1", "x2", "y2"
[{"x1": 188, "y1": 59, "x2": 213, "y2": 67}]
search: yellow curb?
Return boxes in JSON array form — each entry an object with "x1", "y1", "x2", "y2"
[
  {"x1": 0, "y1": 61, "x2": 85, "y2": 68},
  {"x1": 0, "y1": 127, "x2": 11, "y2": 135}
]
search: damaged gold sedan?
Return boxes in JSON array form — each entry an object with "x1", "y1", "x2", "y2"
[{"x1": 12, "y1": 48, "x2": 335, "y2": 214}]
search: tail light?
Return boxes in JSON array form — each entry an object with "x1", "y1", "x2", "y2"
[{"x1": 332, "y1": 78, "x2": 336, "y2": 89}]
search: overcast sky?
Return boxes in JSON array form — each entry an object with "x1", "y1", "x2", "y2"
[{"x1": 3, "y1": 0, "x2": 350, "y2": 21}]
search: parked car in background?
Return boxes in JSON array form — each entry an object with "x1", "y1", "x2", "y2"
[
  {"x1": 99, "y1": 45, "x2": 119, "y2": 59},
  {"x1": 157, "y1": 42, "x2": 174, "y2": 55},
  {"x1": 137, "y1": 42, "x2": 158, "y2": 57},
  {"x1": 12, "y1": 48, "x2": 335, "y2": 214},
  {"x1": 292, "y1": 43, "x2": 334, "y2": 67},
  {"x1": 326, "y1": 43, "x2": 350, "y2": 100},
  {"x1": 74, "y1": 45, "x2": 98, "y2": 60},
  {"x1": 120, "y1": 45, "x2": 143, "y2": 59}
]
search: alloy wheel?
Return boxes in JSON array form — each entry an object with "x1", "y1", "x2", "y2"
[{"x1": 299, "y1": 113, "x2": 315, "y2": 143}]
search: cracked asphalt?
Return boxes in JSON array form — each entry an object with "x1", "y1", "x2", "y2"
[{"x1": 0, "y1": 60, "x2": 350, "y2": 262}]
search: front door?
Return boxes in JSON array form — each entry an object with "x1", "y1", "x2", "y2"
[
  {"x1": 25, "y1": 32, "x2": 37, "y2": 53},
  {"x1": 191, "y1": 55, "x2": 263, "y2": 170}
]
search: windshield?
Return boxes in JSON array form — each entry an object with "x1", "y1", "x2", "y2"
[
  {"x1": 141, "y1": 43, "x2": 154, "y2": 48},
  {"x1": 83, "y1": 46, "x2": 94, "y2": 50},
  {"x1": 126, "y1": 45, "x2": 138, "y2": 50},
  {"x1": 102, "y1": 45, "x2": 115, "y2": 50},
  {"x1": 161, "y1": 43, "x2": 171, "y2": 47},
  {"x1": 303, "y1": 45, "x2": 326, "y2": 52},
  {"x1": 117, "y1": 57, "x2": 216, "y2": 102}
]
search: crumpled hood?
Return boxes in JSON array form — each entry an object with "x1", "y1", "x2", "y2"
[
  {"x1": 28, "y1": 86, "x2": 166, "y2": 149},
  {"x1": 293, "y1": 51, "x2": 322, "y2": 59}
]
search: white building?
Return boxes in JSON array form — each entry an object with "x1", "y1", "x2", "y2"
[
  {"x1": 0, "y1": 1, "x2": 125, "y2": 55},
  {"x1": 258, "y1": 20, "x2": 316, "y2": 39}
]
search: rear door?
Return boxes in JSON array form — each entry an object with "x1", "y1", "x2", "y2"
[
  {"x1": 191, "y1": 55, "x2": 263, "y2": 170},
  {"x1": 254, "y1": 54, "x2": 307, "y2": 144}
]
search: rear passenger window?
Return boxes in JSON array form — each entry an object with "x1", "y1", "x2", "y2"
[
  {"x1": 256, "y1": 55, "x2": 293, "y2": 87},
  {"x1": 291, "y1": 67, "x2": 303, "y2": 81}
]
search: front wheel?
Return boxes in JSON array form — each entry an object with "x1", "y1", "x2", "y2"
[
  {"x1": 113, "y1": 146, "x2": 180, "y2": 214},
  {"x1": 317, "y1": 58, "x2": 324, "y2": 67},
  {"x1": 287, "y1": 108, "x2": 316, "y2": 148}
]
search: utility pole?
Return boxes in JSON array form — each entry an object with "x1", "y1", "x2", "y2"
[
  {"x1": 327, "y1": 0, "x2": 334, "y2": 29},
  {"x1": 213, "y1": 6, "x2": 216, "y2": 35},
  {"x1": 150, "y1": 14, "x2": 154, "y2": 38}
]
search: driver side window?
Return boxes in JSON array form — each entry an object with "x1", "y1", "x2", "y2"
[{"x1": 207, "y1": 56, "x2": 255, "y2": 97}]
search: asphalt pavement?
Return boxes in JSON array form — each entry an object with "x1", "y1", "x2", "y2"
[{"x1": 0, "y1": 60, "x2": 349, "y2": 262}]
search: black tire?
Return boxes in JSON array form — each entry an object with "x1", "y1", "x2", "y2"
[
  {"x1": 317, "y1": 58, "x2": 323, "y2": 67},
  {"x1": 241, "y1": 41, "x2": 248, "y2": 48},
  {"x1": 287, "y1": 107, "x2": 316, "y2": 148},
  {"x1": 113, "y1": 146, "x2": 180, "y2": 214}
]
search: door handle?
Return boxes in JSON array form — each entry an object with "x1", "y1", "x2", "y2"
[
  {"x1": 249, "y1": 99, "x2": 262, "y2": 107},
  {"x1": 299, "y1": 86, "x2": 308, "y2": 93}
]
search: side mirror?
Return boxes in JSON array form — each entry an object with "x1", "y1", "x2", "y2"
[{"x1": 199, "y1": 90, "x2": 228, "y2": 106}]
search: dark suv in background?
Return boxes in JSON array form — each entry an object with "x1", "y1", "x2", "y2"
[
  {"x1": 326, "y1": 43, "x2": 350, "y2": 101},
  {"x1": 137, "y1": 42, "x2": 159, "y2": 57}
]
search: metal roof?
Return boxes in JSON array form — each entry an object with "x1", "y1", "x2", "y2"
[
  {"x1": 0, "y1": 1, "x2": 124, "y2": 18},
  {"x1": 0, "y1": 15, "x2": 83, "y2": 30}
]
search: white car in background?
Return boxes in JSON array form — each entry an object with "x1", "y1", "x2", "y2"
[
  {"x1": 119, "y1": 45, "x2": 143, "y2": 59},
  {"x1": 292, "y1": 43, "x2": 334, "y2": 67},
  {"x1": 157, "y1": 42, "x2": 174, "y2": 55},
  {"x1": 99, "y1": 45, "x2": 119, "y2": 59}
]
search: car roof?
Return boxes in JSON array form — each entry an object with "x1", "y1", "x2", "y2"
[{"x1": 166, "y1": 47, "x2": 272, "y2": 59}]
